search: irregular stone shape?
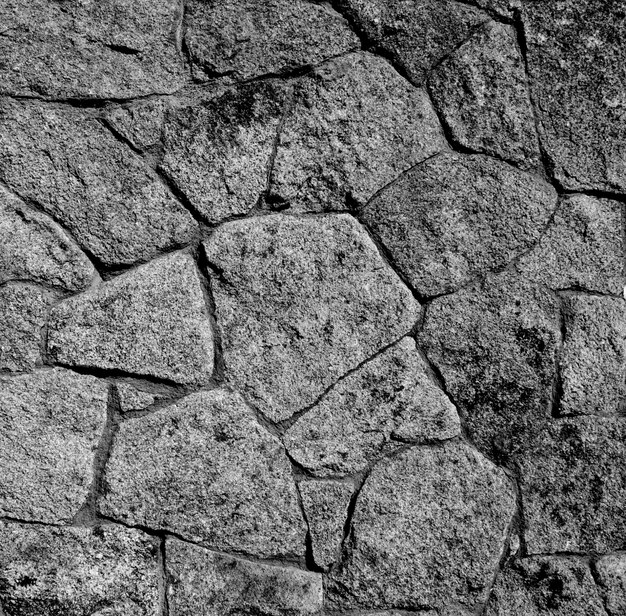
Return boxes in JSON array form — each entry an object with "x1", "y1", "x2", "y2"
[
  {"x1": 559, "y1": 295, "x2": 626, "y2": 417},
  {"x1": 516, "y1": 195, "x2": 625, "y2": 296},
  {"x1": 418, "y1": 272, "x2": 560, "y2": 461},
  {"x1": 166, "y1": 538, "x2": 322, "y2": 616},
  {"x1": 0, "y1": 0, "x2": 185, "y2": 99},
  {"x1": 285, "y1": 338, "x2": 460, "y2": 476},
  {"x1": 429, "y1": 21, "x2": 541, "y2": 169},
  {"x1": 115, "y1": 383, "x2": 157, "y2": 413},
  {"x1": 269, "y1": 52, "x2": 446, "y2": 212},
  {"x1": 0, "y1": 186, "x2": 95, "y2": 292},
  {"x1": 0, "y1": 369, "x2": 108, "y2": 523},
  {"x1": 363, "y1": 153, "x2": 556, "y2": 297},
  {"x1": 100, "y1": 389, "x2": 306, "y2": 559},
  {"x1": 48, "y1": 252, "x2": 214, "y2": 386},
  {"x1": 0, "y1": 101, "x2": 197, "y2": 267},
  {"x1": 299, "y1": 480, "x2": 353, "y2": 569},
  {"x1": 161, "y1": 82, "x2": 286, "y2": 224},
  {"x1": 522, "y1": 0, "x2": 626, "y2": 192},
  {"x1": 0, "y1": 522, "x2": 160, "y2": 616},
  {"x1": 595, "y1": 554, "x2": 626, "y2": 616},
  {"x1": 204, "y1": 214, "x2": 420, "y2": 422},
  {"x1": 105, "y1": 99, "x2": 167, "y2": 151},
  {"x1": 327, "y1": 441, "x2": 515, "y2": 611},
  {"x1": 485, "y1": 556, "x2": 606, "y2": 616},
  {"x1": 185, "y1": 0, "x2": 359, "y2": 81},
  {"x1": 336, "y1": 0, "x2": 490, "y2": 85}
]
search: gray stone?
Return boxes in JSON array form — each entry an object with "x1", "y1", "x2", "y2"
[
  {"x1": 185, "y1": 0, "x2": 359, "y2": 81},
  {"x1": 105, "y1": 99, "x2": 167, "y2": 151},
  {"x1": 0, "y1": 0, "x2": 185, "y2": 99},
  {"x1": 362, "y1": 153, "x2": 556, "y2": 297},
  {"x1": 0, "y1": 368, "x2": 108, "y2": 523},
  {"x1": 115, "y1": 383, "x2": 157, "y2": 413},
  {"x1": 429, "y1": 21, "x2": 541, "y2": 169},
  {"x1": 166, "y1": 538, "x2": 322, "y2": 616},
  {"x1": 285, "y1": 338, "x2": 460, "y2": 477},
  {"x1": 595, "y1": 554, "x2": 626, "y2": 616},
  {"x1": 0, "y1": 522, "x2": 160, "y2": 616},
  {"x1": 0, "y1": 101, "x2": 197, "y2": 268},
  {"x1": 327, "y1": 441, "x2": 515, "y2": 611},
  {"x1": 100, "y1": 389, "x2": 306, "y2": 559},
  {"x1": 204, "y1": 214, "x2": 420, "y2": 422},
  {"x1": 48, "y1": 252, "x2": 214, "y2": 386},
  {"x1": 269, "y1": 52, "x2": 446, "y2": 212}
]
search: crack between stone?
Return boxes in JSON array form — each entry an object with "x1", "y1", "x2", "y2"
[{"x1": 159, "y1": 537, "x2": 170, "y2": 616}]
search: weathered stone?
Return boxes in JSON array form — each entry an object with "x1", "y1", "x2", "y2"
[
  {"x1": 285, "y1": 338, "x2": 460, "y2": 476},
  {"x1": 269, "y1": 52, "x2": 446, "y2": 212},
  {"x1": 161, "y1": 82, "x2": 286, "y2": 224},
  {"x1": 0, "y1": 186, "x2": 95, "y2": 292},
  {"x1": 100, "y1": 389, "x2": 306, "y2": 559},
  {"x1": 522, "y1": 0, "x2": 626, "y2": 192},
  {"x1": 105, "y1": 99, "x2": 167, "y2": 151},
  {"x1": 595, "y1": 554, "x2": 626, "y2": 616},
  {"x1": 327, "y1": 441, "x2": 515, "y2": 611},
  {"x1": 166, "y1": 538, "x2": 322, "y2": 616},
  {"x1": 0, "y1": 369, "x2": 108, "y2": 523},
  {"x1": 0, "y1": 0, "x2": 185, "y2": 99},
  {"x1": 429, "y1": 21, "x2": 541, "y2": 169},
  {"x1": 0, "y1": 522, "x2": 160, "y2": 616},
  {"x1": 418, "y1": 272, "x2": 561, "y2": 461},
  {"x1": 516, "y1": 195, "x2": 625, "y2": 296},
  {"x1": 115, "y1": 383, "x2": 157, "y2": 413},
  {"x1": 474, "y1": 0, "x2": 520, "y2": 18},
  {"x1": 204, "y1": 214, "x2": 420, "y2": 422},
  {"x1": 0, "y1": 101, "x2": 197, "y2": 267},
  {"x1": 48, "y1": 252, "x2": 214, "y2": 386},
  {"x1": 185, "y1": 0, "x2": 359, "y2": 81},
  {"x1": 363, "y1": 153, "x2": 556, "y2": 297}
]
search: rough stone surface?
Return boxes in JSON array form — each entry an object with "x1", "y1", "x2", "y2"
[
  {"x1": 285, "y1": 338, "x2": 460, "y2": 476},
  {"x1": 0, "y1": 522, "x2": 160, "y2": 616},
  {"x1": 166, "y1": 538, "x2": 323, "y2": 616},
  {"x1": 269, "y1": 52, "x2": 446, "y2": 212},
  {"x1": 48, "y1": 252, "x2": 214, "y2": 386},
  {"x1": 105, "y1": 99, "x2": 167, "y2": 151},
  {"x1": 362, "y1": 153, "x2": 556, "y2": 296},
  {"x1": 115, "y1": 383, "x2": 157, "y2": 413},
  {"x1": 0, "y1": 0, "x2": 185, "y2": 99},
  {"x1": 327, "y1": 441, "x2": 515, "y2": 611},
  {"x1": 100, "y1": 389, "x2": 306, "y2": 559},
  {"x1": 0, "y1": 368, "x2": 108, "y2": 523},
  {"x1": 0, "y1": 101, "x2": 197, "y2": 267},
  {"x1": 595, "y1": 554, "x2": 626, "y2": 616},
  {"x1": 185, "y1": 0, "x2": 359, "y2": 81},
  {"x1": 204, "y1": 214, "x2": 420, "y2": 422}
]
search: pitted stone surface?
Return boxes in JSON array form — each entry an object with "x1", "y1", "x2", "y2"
[
  {"x1": 285, "y1": 338, "x2": 460, "y2": 476},
  {"x1": 105, "y1": 99, "x2": 167, "y2": 152},
  {"x1": 327, "y1": 441, "x2": 515, "y2": 611},
  {"x1": 204, "y1": 214, "x2": 420, "y2": 422},
  {"x1": 115, "y1": 383, "x2": 157, "y2": 413},
  {"x1": 48, "y1": 252, "x2": 214, "y2": 386},
  {"x1": 269, "y1": 52, "x2": 446, "y2": 212},
  {"x1": 0, "y1": 522, "x2": 160, "y2": 616},
  {"x1": 0, "y1": 369, "x2": 108, "y2": 523},
  {"x1": 100, "y1": 389, "x2": 307, "y2": 559},
  {"x1": 595, "y1": 554, "x2": 626, "y2": 616}
]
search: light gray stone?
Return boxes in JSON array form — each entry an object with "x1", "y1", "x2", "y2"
[
  {"x1": 100, "y1": 389, "x2": 306, "y2": 559},
  {"x1": 595, "y1": 554, "x2": 626, "y2": 616},
  {"x1": 0, "y1": 368, "x2": 108, "y2": 523},
  {"x1": 115, "y1": 383, "x2": 157, "y2": 413},
  {"x1": 285, "y1": 338, "x2": 460, "y2": 477},
  {"x1": 204, "y1": 214, "x2": 420, "y2": 422},
  {"x1": 48, "y1": 252, "x2": 214, "y2": 386},
  {"x1": 105, "y1": 99, "x2": 167, "y2": 151}
]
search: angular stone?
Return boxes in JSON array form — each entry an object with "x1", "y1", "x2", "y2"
[
  {"x1": 48, "y1": 252, "x2": 214, "y2": 386},
  {"x1": 269, "y1": 52, "x2": 446, "y2": 212},
  {"x1": 0, "y1": 101, "x2": 197, "y2": 267},
  {"x1": 100, "y1": 389, "x2": 306, "y2": 559},
  {"x1": 105, "y1": 99, "x2": 167, "y2": 151},
  {"x1": 285, "y1": 338, "x2": 460, "y2": 476},
  {"x1": 115, "y1": 382, "x2": 157, "y2": 413},
  {"x1": 363, "y1": 153, "x2": 556, "y2": 297},
  {"x1": 418, "y1": 272, "x2": 561, "y2": 461},
  {"x1": 185, "y1": 0, "x2": 359, "y2": 81},
  {"x1": 166, "y1": 538, "x2": 322, "y2": 616},
  {"x1": 429, "y1": 22, "x2": 541, "y2": 169},
  {"x1": 0, "y1": 369, "x2": 108, "y2": 523},
  {"x1": 522, "y1": 0, "x2": 626, "y2": 192},
  {"x1": 204, "y1": 214, "x2": 420, "y2": 422},
  {"x1": 595, "y1": 554, "x2": 626, "y2": 616},
  {"x1": 161, "y1": 82, "x2": 286, "y2": 224},
  {"x1": 327, "y1": 441, "x2": 515, "y2": 611},
  {"x1": 0, "y1": 0, "x2": 185, "y2": 99},
  {"x1": 0, "y1": 522, "x2": 160, "y2": 616},
  {"x1": 516, "y1": 195, "x2": 625, "y2": 296}
]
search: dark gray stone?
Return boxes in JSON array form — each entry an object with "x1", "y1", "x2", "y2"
[{"x1": 105, "y1": 99, "x2": 167, "y2": 151}]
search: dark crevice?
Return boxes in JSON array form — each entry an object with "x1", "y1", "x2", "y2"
[
  {"x1": 589, "y1": 558, "x2": 611, "y2": 616},
  {"x1": 159, "y1": 537, "x2": 170, "y2": 616},
  {"x1": 292, "y1": 480, "x2": 324, "y2": 573},
  {"x1": 103, "y1": 43, "x2": 141, "y2": 55},
  {"x1": 0, "y1": 90, "x2": 182, "y2": 108},
  {"x1": 550, "y1": 295, "x2": 568, "y2": 418}
]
